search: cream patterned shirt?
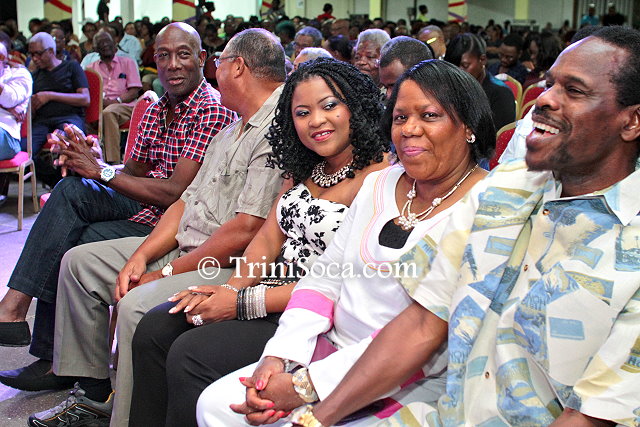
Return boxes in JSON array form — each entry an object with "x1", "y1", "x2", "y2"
[{"x1": 385, "y1": 160, "x2": 640, "y2": 427}]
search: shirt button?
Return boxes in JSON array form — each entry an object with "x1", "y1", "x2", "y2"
[
  {"x1": 194, "y1": 201, "x2": 199, "y2": 205},
  {"x1": 542, "y1": 209, "x2": 550, "y2": 215},
  {"x1": 484, "y1": 372, "x2": 490, "y2": 379},
  {"x1": 523, "y1": 264, "x2": 529, "y2": 271}
]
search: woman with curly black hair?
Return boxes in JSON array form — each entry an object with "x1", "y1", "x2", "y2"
[{"x1": 128, "y1": 57, "x2": 389, "y2": 427}]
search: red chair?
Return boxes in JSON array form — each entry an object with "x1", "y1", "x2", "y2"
[
  {"x1": 123, "y1": 95, "x2": 156, "y2": 162},
  {"x1": 84, "y1": 68, "x2": 104, "y2": 140},
  {"x1": 489, "y1": 122, "x2": 516, "y2": 170},
  {"x1": 0, "y1": 102, "x2": 39, "y2": 230},
  {"x1": 521, "y1": 85, "x2": 545, "y2": 108},
  {"x1": 519, "y1": 99, "x2": 537, "y2": 120}
]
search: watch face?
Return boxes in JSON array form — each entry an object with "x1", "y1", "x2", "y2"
[
  {"x1": 101, "y1": 167, "x2": 116, "y2": 182},
  {"x1": 162, "y1": 263, "x2": 173, "y2": 277}
]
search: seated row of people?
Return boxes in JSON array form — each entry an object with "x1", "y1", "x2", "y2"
[{"x1": 0, "y1": 23, "x2": 639, "y2": 427}]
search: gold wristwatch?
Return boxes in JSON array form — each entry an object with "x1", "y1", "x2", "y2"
[
  {"x1": 290, "y1": 405, "x2": 325, "y2": 427},
  {"x1": 292, "y1": 367, "x2": 319, "y2": 403}
]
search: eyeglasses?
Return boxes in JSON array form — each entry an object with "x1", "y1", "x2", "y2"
[
  {"x1": 29, "y1": 48, "x2": 50, "y2": 58},
  {"x1": 214, "y1": 55, "x2": 239, "y2": 68}
]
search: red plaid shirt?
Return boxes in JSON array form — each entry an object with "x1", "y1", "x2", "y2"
[{"x1": 128, "y1": 79, "x2": 236, "y2": 226}]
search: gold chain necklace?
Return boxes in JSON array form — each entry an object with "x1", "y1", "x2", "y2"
[{"x1": 398, "y1": 164, "x2": 479, "y2": 231}]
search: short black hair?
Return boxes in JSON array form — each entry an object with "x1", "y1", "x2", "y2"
[
  {"x1": 444, "y1": 33, "x2": 486, "y2": 66},
  {"x1": 275, "y1": 20, "x2": 296, "y2": 40},
  {"x1": 382, "y1": 60, "x2": 495, "y2": 163},
  {"x1": 326, "y1": 35, "x2": 352, "y2": 61},
  {"x1": 323, "y1": 3, "x2": 332, "y2": 12},
  {"x1": 267, "y1": 58, "x2": 389, "y2": 183},
  {"x1": 379, "y1": 36, "x2": 433, "y2": 68},
  {"x1": 590, "y1": 26, "x2": 640, "y2": 107},
  {"x1": 502, "y1": 33, "x2": 524, "y2": 51}
]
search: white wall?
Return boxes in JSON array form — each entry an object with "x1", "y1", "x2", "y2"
[
  {"x1": 16, "y1": 0, "x2": 578, "y2": 39},
  {"x1": 215, "y1": 0, "x2": 260, "y2": 20},
  {"x1": 132, "y1": 0, "x2": 172, "y2": 23},
  {"x1": 286, "y1": 0, "x2": 356, "y2": 20},
  {"x1": 17, "y1": 0, "x2": 43, "y2": 38},
  {"x1": 467, "y1": 0, "x2": 515, "y2": 27}
]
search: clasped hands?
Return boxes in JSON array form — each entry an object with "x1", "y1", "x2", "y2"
[
  {"x1": 228, "y1": 356, "x2": 306, "y2": 425},
  {"x1": 47, "y1": 123, "x2": 104, "y2": 179}
]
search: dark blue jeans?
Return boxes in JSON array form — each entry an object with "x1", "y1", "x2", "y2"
[
  {"x1": 26, "y1": 115, "x2": 86, "y2": 154},
  {"x1": 7, "y1": 177, "x2": 153, "y2": 360}
]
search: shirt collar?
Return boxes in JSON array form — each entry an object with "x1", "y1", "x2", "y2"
[
  {"x1": 97, "y1": 55, "x2": 122, "y2": 66},
  {"x1": 244, "y1": 85, "x2": 284, "y2": 129},
  {"x1": 543, "y1": 157, "x2": 640, "y2": 225},
  {"x1": 157, "y1": 78, "x2": 207, "y2": 112}
]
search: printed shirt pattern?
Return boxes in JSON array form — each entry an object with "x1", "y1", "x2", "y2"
[
  {"x1": 385, "y1": 159, "x2": 640, "y2": 427},
  {"x1": 276, "y1": 183, "x2": 348, "y2": 268},
  {"x1": 128, "y1": 79, "x2": 236, "y2": 227}
]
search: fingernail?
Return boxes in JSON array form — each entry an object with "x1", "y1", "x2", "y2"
[
  {"x1": 256, "y1": 380, "x2": 264, "y2": 390},
  {"x1": 238, "y1": 377, "x2": 246, "y2": 382},
  {"x1": 168, "y1": 307, "x2": 176, "y2": 313},
  {"x1": 184, "y1": 306, "x2": 191, "y2": 312},
  {"x1": 276, "y1": 411, "x2": 285, "y2": 418},
  {"x1": 266, "y1": 401, "x2": 275, "y2": 408},
  {"x1": 265, "y1": 410, "x2": 275, "y2": 417},
  {"x1": 188, "y1": 286, "x2": 197, "y2": 290}
]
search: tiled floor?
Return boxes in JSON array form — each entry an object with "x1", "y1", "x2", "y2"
[{"x1": 0, "y1": 181, "x2": 69, "y2": 427}]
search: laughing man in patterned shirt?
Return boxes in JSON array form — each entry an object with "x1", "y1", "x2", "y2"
[
  {"x1": 287, "y1": 26, "x2": 640, "y2": 427},
  {"x1": 0, "y1": 22, "x2": 235, "y2": 392}
]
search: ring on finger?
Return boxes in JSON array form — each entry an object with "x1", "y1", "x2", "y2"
[{"x1": 192, "y1": 314, "x2": 205, "y2": 326}]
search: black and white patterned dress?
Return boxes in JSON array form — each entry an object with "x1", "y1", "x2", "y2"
[{"x1": 277, "y1": 183, "x2": 348, "y2": 270}]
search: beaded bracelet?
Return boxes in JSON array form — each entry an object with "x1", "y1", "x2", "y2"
[{"x1": 236, "y1": 285, "x2": 268, "y2": 320}]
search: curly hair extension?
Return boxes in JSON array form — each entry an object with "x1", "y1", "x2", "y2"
[{"x1": 266, "y1": 57, "x2": 390, "y2": 183}]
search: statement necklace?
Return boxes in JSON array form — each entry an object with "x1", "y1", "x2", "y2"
[
  {"x1": 398, "y1": 164, "x2": 479, "y2": 231},
  {"x1": 311, "y1": 160, "x2": 353, "y2": 188}
]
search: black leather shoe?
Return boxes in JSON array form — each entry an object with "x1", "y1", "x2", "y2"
[
  {"x1": 0, "y1": 320, "x2": 31, "y2": 346},
  {"x1": 0, "y1": 359, "x2": 80, "y2": 391}
]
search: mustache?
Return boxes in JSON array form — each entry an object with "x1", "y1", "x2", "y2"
[{"x1": 531, "y1": 106, "x2": 570, "y2": 133}]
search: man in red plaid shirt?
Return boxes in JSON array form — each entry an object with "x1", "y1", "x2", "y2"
[{"x1": 0, "y1": 23, "x2": 236, "y2": 391}]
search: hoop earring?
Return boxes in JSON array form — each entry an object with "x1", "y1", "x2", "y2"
[{"x1": 466, "y1": 134, "x2": 476, "y2": 144}]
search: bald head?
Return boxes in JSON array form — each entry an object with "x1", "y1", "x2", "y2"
[
  {"x1": 156, "y1": 22, "x2": 202, "y2": 54},
  {"x1": 418, "y1": 25, "x2": 446, "y2": 59}
]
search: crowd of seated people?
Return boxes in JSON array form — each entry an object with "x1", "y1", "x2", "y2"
[{"x1": 0, "y1": 6, "x2": 638, "y2": 427}]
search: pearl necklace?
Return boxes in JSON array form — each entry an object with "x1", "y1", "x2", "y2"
[
  {"x1": 398, "y1": 164, "x2": 479, "y2": 231},
  {"x1": 311, "y1": 161, "x2": 353, "y2": 188}
]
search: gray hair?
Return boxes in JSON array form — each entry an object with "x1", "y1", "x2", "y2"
[
  {"x1": 355, "y1": 29, "x2": 390, "y2": 51},
  {"x1": 30, "y1": 32, "x2": 56, "y2": 55},
  {"x1": 295, "y1": 26, "x2": 323, "y2": 47},
  {"x1": 226, "y1": 28, "x2": 286, "y2": 82},
  {"x1": 298, "y1": 47, "x2": 332, "y2": 61}
]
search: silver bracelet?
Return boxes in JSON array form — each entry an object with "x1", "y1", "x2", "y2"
[
  {"x1": 220, "y1": 283, "x2": 239, "y2": 292},
  {"x1": 244, "y1": 284, "x2": 267, "y2": 320}
]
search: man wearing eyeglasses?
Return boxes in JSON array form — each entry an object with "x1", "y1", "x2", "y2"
[{"x1": 28, "y1": 32, "x2": 90, "y2": 155}]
